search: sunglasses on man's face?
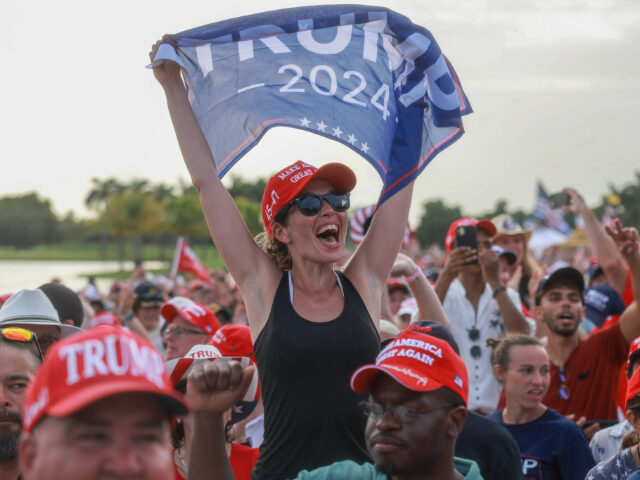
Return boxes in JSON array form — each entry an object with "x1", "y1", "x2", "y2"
[
  {"x1": 0, "y1": 327, "x2": 43, "y2": 360},
  {"x1": 288, "y1": 192, "x2": 350, "y2": 217}
]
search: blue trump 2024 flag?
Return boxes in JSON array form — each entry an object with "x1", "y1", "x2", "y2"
[{"x1": 153, "y1": 5, "x2": 472, "y2": 203}]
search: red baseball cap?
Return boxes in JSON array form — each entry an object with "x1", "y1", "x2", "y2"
[
  {"x1": 627, "y1": 336, "x2": 640, "y2": 376},
  {"x1": 166, "y1": 343, "x2": 224, "y2": 386},
  {"x1": 90, "y1": 312, "x2": 121, "y2": 328},
  {"x1": 166, "y1": 341, "x2": 260, "y2": 424},
  {"x1": 161, "y1": 302, "x2": 220, "y2": 336},
  {"x1": 351, "y1": 328, "x2": 468, "y2": 405},
  {"x1": 625, "y1": 362, "x2": 640, "y2": 407},
  {"x1": 208, "y1": 324, "x2": 256, "y2": 364},
  {"x1": 22, "y1": 325, "x2": 187, "y2": 432},
  {"x1": 261, "y1": 160, "x2": 356, "y2": 236},
  {"x1": 444, "y1": 217, "x2": 497, "y2": 251},
  {"x1": 387, "y1": 276, "x2": 410, "y2": 293}
]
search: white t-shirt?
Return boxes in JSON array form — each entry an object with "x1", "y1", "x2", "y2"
[{"x1": 443, "y1": 279, "x2": 535, "y2": 413}]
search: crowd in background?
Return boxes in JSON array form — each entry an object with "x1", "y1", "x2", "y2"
[{"x1": 1, "y1": 183, "x2": 639, "y2": 479}]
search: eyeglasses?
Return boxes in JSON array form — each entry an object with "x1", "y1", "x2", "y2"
[
  {"x1": 558, "y1": 366, "x2": 570, "y2": 400},
  {"x1": 0, "y1": 327, "x2": 43, "y2": 360},
  {"x1": 467, "y1": 327, "x2": 481, "y2": 359},
  {"x1": 286, "y1": 192, "x2": 350, "y2": 217},
  {"x1": 360, "y1": 401, "x2": 455, "y2": 424},
  {"x1": 162, "y1": 326, "x2": 206, "y2": 340}
]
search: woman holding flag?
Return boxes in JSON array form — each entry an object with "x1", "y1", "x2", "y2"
[{"x1": 150, "y1": 39, "x2": 415, "y2": 478}]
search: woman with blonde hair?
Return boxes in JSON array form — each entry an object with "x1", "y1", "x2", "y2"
[{"x1": 487, "y1": 334, "x2": 594, "y2": 479}]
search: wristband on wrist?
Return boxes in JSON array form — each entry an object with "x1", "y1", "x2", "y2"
[
  {"x1": 121, "y1": 311, "x2": 135, "y2": 325},
  {"x1": 492, "y1": 286, "x2": 507, "y2": 298},
  {"x1": 404, "y1": 268, "x2": 422, "y2": 283}
]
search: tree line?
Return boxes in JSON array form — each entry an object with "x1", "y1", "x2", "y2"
[{"x1": 1, "y1": 172, "x2": 639, "y2": 260}]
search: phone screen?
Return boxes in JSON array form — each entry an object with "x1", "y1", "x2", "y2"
[
  {"x1": 456, "y1": 226, "x2": 478, "y2": 264},
  {"x1": 549, "y1": 192, "x2": 571, "y2": 209}
]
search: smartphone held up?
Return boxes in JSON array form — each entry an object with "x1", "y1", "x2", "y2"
[
  {"x1": 456, "y1": 225, "x2": 478, "y2": 264},
  {"x1": 549, "y1": 191, "x2": 572, "y2": 209}
]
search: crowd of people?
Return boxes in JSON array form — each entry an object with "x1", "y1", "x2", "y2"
[{"x1": 0, "y1": 44, "x2": 638, "y2": 480}]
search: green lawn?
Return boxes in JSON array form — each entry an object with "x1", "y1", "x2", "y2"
[{"x1": 0, "y1": 241, "x2": 226, "y2": 269}]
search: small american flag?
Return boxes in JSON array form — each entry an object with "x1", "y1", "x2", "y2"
[{"x1": 532, "y1": 182, "x2": 572, "y2": 235}]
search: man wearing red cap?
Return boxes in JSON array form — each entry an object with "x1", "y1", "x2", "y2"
[
  {"x1": 187, "y1": 325, "x2": 482, "y2": 480},
  {"x1": 18, "y1": 325, "x2": 188, "y2": 480},
  {"x1": 162, "y1": 302, "x2": 220, "y2": 360},
  {"x1": 435, "y1": 217, "x2": 533, "y2": 415}
]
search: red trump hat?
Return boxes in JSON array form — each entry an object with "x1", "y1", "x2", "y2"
[
  {"x1": 261, "y1": 160, "x2": 356, "y2": 236},
  {"x1": 161, "y1": 302, "x2": 220, "y2": 336},
  {"x1": 22, "y1": 325, "x2": 187, "y2": 432},
  {"x1": 351, "y1": 327, "x2": 468, "y2": 405}
]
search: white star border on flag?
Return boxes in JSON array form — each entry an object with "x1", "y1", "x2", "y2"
[{"x1": 295, "y1": 117, "x2": 372, "y2": 158}]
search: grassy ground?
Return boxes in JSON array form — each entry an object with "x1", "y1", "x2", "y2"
[{"x1": 0, "y1": 241, "x2": 226, "y2": 269}]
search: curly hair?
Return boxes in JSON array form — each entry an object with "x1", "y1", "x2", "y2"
[{"x1": 255, "y1": 206, "x2": 292, "y2": 271}]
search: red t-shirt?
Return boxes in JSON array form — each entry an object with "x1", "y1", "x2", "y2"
[
  {"x1": 543, "y1": 323, "x2": 628, "y2": 420},
  {"x1": 589, "y1": 268, "x2": 635, "y2": 413},
  {"x1": 174, "y1": 443, "x2": 260, "y2": 480}
]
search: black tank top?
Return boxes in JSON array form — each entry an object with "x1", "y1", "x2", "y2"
[{"x1": 252, "y1": 272, "x2": 380, "y2": 480}]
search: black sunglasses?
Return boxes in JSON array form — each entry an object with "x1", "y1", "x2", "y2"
[
  {"x1": 287, "y1": 192, "x2": 350, "y2": 217},
  {"x1": 468, "y1": 327, "x2": 481, "y2": 359}
]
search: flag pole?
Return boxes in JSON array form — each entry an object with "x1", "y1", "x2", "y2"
[{"x1": 170, "y1": 236, "x2": 183, "y2": 278}]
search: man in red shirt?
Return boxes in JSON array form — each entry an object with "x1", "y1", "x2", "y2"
[{"x1": 537, "y1": 220, "x2": 640, "y2": 421}]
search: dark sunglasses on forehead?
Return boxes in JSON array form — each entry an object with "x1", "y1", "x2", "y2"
[
  {"x1": 0, "y1": 327, "x2": 44, "y2": 360},
  {"x1": 288, "y1": 192, "x2": 350, "y2": 217}
]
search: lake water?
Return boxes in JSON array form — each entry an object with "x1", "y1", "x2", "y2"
[{"x1": 0, "y1": 260, "x2": 168, "y2": 294}]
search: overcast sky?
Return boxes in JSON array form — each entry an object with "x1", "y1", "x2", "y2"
[{"x1": 1, "y1": 0, "x2": 638, "y2": 226}]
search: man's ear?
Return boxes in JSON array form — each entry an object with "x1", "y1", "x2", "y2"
[
  {"x1": 532, "y1": 305, "x2": 543, "y2": 322},
  {"x1": 493, "y1": 364, "x2": 504, "y2": 384},
  {"x1": 446, "y1": 406, "x2": 467, "y2": 438},
  {"x1": 62, "y1": 319, "x2": 75, "y2": 326},
  {"x1": 271, "y1": 222, "x2": 291, "y2": 245},
  {"x1": 19, "y1": 432, "x2": 37, "y2": 478},
  {"x1": 627, "y1": 409, "x2": 640, "y2": 430}
]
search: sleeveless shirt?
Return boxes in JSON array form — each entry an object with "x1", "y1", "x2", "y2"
[{"x1": 252, "y1": 271, "x2": 380, "y2": 480}]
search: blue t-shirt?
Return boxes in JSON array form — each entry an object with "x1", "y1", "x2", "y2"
[{"x1": 488, "y1": 407, "x2": 595, "y2": 480}]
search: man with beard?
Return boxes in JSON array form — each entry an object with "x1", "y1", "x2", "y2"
[
  {"x1": 18, "y1": 325, "x2": 188, "y2": 480},
  {"x1": 0, "y1": 328, "x2": 41, "y2": 480},
  {"x1": 536, "y1": 220, "x2": 640, "y2": 421}
]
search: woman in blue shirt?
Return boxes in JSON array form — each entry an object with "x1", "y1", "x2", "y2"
[{"x1": 487, "y1": 334, "x2": 595, "y2": 480}]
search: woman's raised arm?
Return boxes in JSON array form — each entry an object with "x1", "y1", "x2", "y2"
[
  {"x1": 150, "y1": 42, "x2": 280, "y2": 329},
  {"x1": 344, "y1": 180, "x2": 415, "y2": 325}
]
